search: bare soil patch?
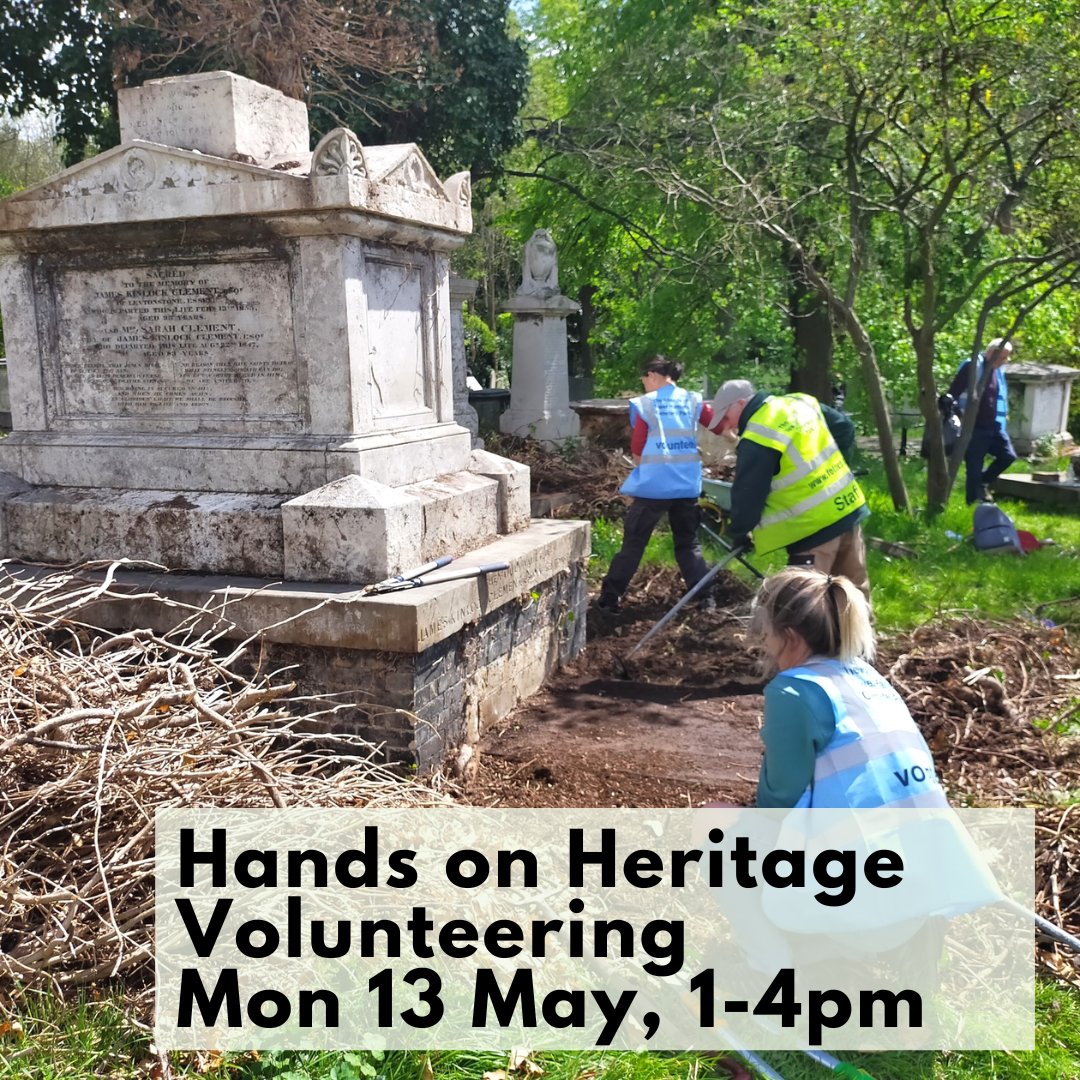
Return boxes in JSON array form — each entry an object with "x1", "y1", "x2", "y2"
[
  {"x1": 467, "y1": 568, "x2": 762, "y2": 808},
  {"x1": 460, "y1": 444, "x2": 1080, "y2": 972}
]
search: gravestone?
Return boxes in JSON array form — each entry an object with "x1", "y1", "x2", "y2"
[
  {"x1": 449, "y1": 274, "x2": 481, "y2": 445},
  {"x1": 499, "y1": 229, "x2": 581, "y2": 444},
  {"x1": 1005, "y1": 361, "x2": 1079, "y2": 455},
  {"x1": 0, "y1": 71, "x2": 588, "y2": 770}
]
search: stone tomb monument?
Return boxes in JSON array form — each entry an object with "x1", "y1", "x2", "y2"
[
  {"x1": 499, "y1": 229, "x2": 581, "y2": 444},
  {"x1": 0, "y1": 71, "x2": 588, "y2": 770}
]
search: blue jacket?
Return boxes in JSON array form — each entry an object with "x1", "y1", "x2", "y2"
[
  {"x1": 948, "y1": 356, "x2": 1008, "y2": 432},
  {"x1": 761, "y1": 658, "x2": 948, "y2": 809},
  {"x1": 620, "y1": 384, "x2": 703, "y2": 499}
]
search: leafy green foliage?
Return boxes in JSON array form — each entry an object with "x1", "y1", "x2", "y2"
[
  {"x1": 0, "y1": 0, "x2": 117, "y2": 165},
  {"x1": 462, "y1": 309, "x2": 498, "y2": 385},
  {"x1": 515, "y1": 0, "x2": 1080, "y2": 509},
  {"x1": 337, "y1": 0, "x2": 527, "y2": 179},
  {"x1": 0, "y1": 0, "x2": 527, "y2": 179}
]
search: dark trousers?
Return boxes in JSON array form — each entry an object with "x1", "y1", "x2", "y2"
[
  {"x1": 964, "y1": 426, "x2": 1017, "y2": 503},
  {"x1": 601, "y1": 497, "x2": 709, "y2": 600}
]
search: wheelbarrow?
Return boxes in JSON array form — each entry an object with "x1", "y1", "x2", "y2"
[{"x1": 700, "y1": 478, "x2": 764, "y2": 582}]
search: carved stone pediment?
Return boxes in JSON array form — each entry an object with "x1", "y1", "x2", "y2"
[
  {"x1": 6, "y1": 142, "x2": 297, "y2": 202},
  {"x1": 311, "y1": 128, "x2": 368, "y2": 179},
  {"x1": 445, "y1": 171, "x2": 472, "y2": 210},
  {"x1": 364, "y1": 145, "x2": 448, "y2": 201}
]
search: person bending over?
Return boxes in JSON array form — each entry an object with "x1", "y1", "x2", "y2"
[
  {"x1": 710, "y1": 379, "x2": 869, "y2": 598},
  {"x1": 750, "y1": 566, "x2": 947, "y2": 809}
]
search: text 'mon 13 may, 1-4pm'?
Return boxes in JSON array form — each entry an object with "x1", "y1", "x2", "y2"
[{"x1": 154, "y1": 806, "x2": 1034, "y2": 1052}]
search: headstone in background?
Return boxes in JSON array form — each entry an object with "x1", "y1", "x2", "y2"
[
  {"x1": 499, "y1": 229, "x2": 581, "y2": 444},
  {"x1": 449, "y1": 273, "x2": 481, "y2": 446},
  {"x1": 1006, "y1": 361, "x2": 1079, "y2": 455}
]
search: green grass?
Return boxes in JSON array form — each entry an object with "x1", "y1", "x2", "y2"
[
  {"x1": 4, "y1": 979, "x2": 1078, "y2": 1079},
  {"x1": 0, "y1": 988, "x2": 156, "y2": 1079},
  {"x1": 856, "y1": 457, "x2": 1080, "y2": 633},
  {"x1": 590, "y1": 456, "x2": 1080, "y2": 635}
]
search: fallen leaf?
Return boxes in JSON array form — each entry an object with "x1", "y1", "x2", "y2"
[
  {"x1": 420, "y1": 1054, "x2": 435, "y2": 1080},
  {"x1": 508, "y1": 1048, "x2": 543, "y2": 1076}
]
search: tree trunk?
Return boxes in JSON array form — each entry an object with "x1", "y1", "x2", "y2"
[
  {"x1": 576, "y1": 284, "x2": 598, "y2": 380},
  {"x1": 913, "y1": 326, "x2": 951, "y2": 513},
  {"x1": 786, "y1": 251, "x2": 834, "y2": 400},
  {"x1": 792, "y1": 253, "x2": 910, "y2": 511},
  {"x1": 832, "y1": 302, "x2": 911, "y2": 512}
]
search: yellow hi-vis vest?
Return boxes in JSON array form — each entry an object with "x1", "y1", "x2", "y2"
[{"x1": 741, "y1": 394, "x2": 865, "y2": 554}]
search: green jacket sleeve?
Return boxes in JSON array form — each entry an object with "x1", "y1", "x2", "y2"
[{"x1": 756, "y1": 675, "x2": 838, "y2": 808}]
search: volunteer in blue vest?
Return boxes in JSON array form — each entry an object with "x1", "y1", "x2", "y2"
[
  {"x1": 709, "y1": 379, "x2": 870, "y2": 598},
  {"x1": 946, "y1": 337, "x2": 1016, "y2": 504},
  {"x1": 751, "y1": 566, "x2": 948, "y2": 809},
  {"x1": 596, "y1": 356, "x2": 717, "y2": 612}
]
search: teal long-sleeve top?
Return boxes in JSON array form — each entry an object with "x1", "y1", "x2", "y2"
[{"x1": 755, "y1": 673, "x2": 838, "y2": 808}]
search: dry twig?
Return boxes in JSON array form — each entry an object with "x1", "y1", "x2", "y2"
[{"x1": 0, "y1": 562, "x2": 448, "y2": 1007}]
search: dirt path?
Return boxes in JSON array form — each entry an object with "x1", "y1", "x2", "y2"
[{"x1": 464, "y1": 571, "x2": 765, "y2": 808}]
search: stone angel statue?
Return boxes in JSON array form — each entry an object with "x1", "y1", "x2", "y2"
[{"x1": 517, "y1": 229, "x2": 560, "y2": 298}]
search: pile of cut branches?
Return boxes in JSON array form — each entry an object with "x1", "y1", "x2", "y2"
[
  {"x1": 882, "y1": 618, "x2": 1080, "y2": 977},
  {"x1": 486, "y1": 435, "x2": 631, "y2": 520},
  {"x1": 0, "y1": 561, "x2": 446, "y2": 998}
]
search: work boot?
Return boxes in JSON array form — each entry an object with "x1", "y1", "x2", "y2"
[
  {"x1": 694, "y1": 587, "x2": 718, "y2": 612},
  {"x1": 594, "y1": 592, "x2": 620, "y2": 613}
]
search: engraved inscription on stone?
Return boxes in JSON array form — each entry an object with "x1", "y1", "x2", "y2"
[{"x1": 53, "y1": 259, "x2": 300, "y2": 421}]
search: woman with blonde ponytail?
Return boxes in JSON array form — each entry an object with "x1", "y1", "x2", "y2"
[{"x1": 749, "y1": 567, "x2": 947, "y2": 809}]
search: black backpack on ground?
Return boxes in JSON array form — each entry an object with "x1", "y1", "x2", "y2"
[
  {"x1": 920, "y1": 394, "x2": 962, "y2": 458},
  {"x1": 972, "y1": 502, "x2": 1022, "y2": 554}
]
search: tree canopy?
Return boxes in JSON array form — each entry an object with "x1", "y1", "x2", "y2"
[
  {"x1": 510, "y1": 0, "x2": 1080, "y2": 510},
  {"x1": 0, "y1": 0, "x2": 527, "y2": 177}
]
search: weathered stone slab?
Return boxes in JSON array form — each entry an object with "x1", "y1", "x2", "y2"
[
  {"x1": 40, "y1": 255, "x2": 300, "y2": 432},
  {"x1": 468, "y1": 448, "x2": 531, "y2": 533},
  {"x1": 0, "y1": 145, "x2": 468, "y2": 237},
  {"x1": 117, "y1": 71, "x2": 308, "y2": 163},
  {"x1": 0, "y1": 471, "x2": 29, "y2": 552},
  {"x1": 993, "y1": 473, "x2": 1080, "y2": 508},
  {"x1": 4, "y1": 487, "x2": 284, "y2": 574},
  {"x1": 61, "y1": 519, "x2": 588, "y2": 652},
  {"x1": 281, "y1": 475, "x2": 423, "y2": 584},
  {"x1": 1, "y1": 518, "x2": 591, "y2": 772},
  {"x1": 0, "y1": 428, "x2": 475, "y2": 497},
  {"x1": 404, "y1": 472, "x2": 499, "y2": 560}
]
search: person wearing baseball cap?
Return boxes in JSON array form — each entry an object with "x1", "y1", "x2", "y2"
[{"x1": 710, "y1": 378, "x2": 869, "y2": 596}]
